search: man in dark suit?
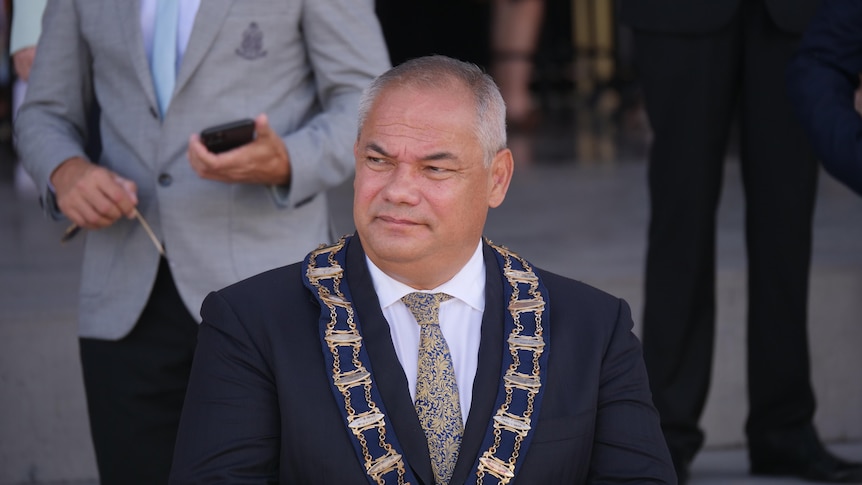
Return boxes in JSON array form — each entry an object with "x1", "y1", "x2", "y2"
[
  {"x1": 788, "y1": 0, "x2": 862, "y2": 197},
  {"x1": 619, "y1": 0, "x2": 862, "y2": 483},
  {"x1": 169, "y1": 55, "x2": 676, "y2": 484}
]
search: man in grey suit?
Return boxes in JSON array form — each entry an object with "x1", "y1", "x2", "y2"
[{"x1": 14, "y1": 1, "x2": 390, "y2": 483}]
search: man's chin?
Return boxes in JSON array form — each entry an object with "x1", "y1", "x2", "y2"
[{"x1": 362, "y1": 234, "x2": 429, "y2": 264}]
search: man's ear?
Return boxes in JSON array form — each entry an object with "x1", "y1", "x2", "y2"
[{"x1": 488, "y1": 148, "x2": 514, "y2": 209}]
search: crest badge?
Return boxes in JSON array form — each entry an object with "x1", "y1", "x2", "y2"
[{"x1": 236, "y1": 22, "x2": 267, "y2": 60}]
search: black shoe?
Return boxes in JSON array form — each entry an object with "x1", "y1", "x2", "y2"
[{"x1": 750, "y1": 429, "x2": 862, "y2": 483}]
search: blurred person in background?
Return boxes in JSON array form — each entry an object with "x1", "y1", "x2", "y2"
[
  {"x1": 490, "y1": 0, "x2": 545, "y2": 131},
  {"x1": 619, "y1": 0, "x2": 862, "y2": 483},
  {"x1": 788, "y1": 0, "x2": 862, "y2": 197},
  {"x1": 14, "y1": 1, "x2": 389, "y2": 483},
  {"x1": 9, "y1": 0, "x2": 45, "y2": 195}
]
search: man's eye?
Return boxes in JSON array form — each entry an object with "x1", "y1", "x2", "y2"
[{"x1": 365, "y1": 157, "x2": 392, "y2": 171}]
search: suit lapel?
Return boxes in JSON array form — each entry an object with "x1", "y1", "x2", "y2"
[
  {"x1": 344, "y1": 238, "x2": 507, "y2": 485},
  {"x1": 450, "y1": 243, "x2": 506, "y2": 484},
  {"x1": 346, "y1": 238, "x2": 436, "y2": 485},
  {"x1": 174, "y1": 0, "x2": 233, "y2": 99},
  {"x1": 115, "y1": 0, "x2": 158, "y2": 111}
]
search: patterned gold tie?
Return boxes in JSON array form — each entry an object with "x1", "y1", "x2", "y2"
[{"x1": 401, "y1": 292, "x2": 462, "y2": 485}]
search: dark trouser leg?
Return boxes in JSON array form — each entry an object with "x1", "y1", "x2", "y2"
[
  {"x1": 80, "y1": 258, "x2": 198, "y2": 485},
  {"x1": 738, "y1": 0, "x2": 818, "y2": 444},
  {"x1": 634, "y1": 21, "x2": 741, "y2": 466}
]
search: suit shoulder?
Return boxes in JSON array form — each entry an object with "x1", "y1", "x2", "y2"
[
  {"x1": 537, "y1": 268, "x2": 622, "y2": 307},
  {"x1": 535, "y1": 268, "x2": 635, "y2": 350},
  {"x1": 220, "y1": 261, "x2": 306, "y2": 297},
  {"x1": 205, "y1": 261, "x2": 311, "y2": 320},
  {"x1": 198, "y1": 260, "x2": 324, "y2": 352}
]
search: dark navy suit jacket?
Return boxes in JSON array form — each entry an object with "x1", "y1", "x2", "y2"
[
  {"x1": 169, "y1": 237, "x2": 675, "y2": 484},
  {"x1": 788, "y1": 0, "x2": 862, "y2": 196}
]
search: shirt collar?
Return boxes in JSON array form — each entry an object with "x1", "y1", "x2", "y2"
[{"x1": 366, "y1": 241, "x2": 486, "y2": 312}]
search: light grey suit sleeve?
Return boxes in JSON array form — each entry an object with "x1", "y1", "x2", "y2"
[
  {"x1": 274, "y1": 0, "x2": 390, "y2": 208},
  {"x1": 14, "y1": 0, "x2": 94, "y2": 216}
]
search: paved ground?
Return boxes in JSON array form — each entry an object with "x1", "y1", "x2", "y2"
[{"x1": 2, "y1": 124, "x2": 861, "y2": 483}]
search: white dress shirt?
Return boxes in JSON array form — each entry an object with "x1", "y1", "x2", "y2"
[{"x1": 366, "y1": 242, "x2": 486, "y2": 425}]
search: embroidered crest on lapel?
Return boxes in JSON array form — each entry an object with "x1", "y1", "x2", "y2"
[{"x1": 236, "y1": 22, "x2": 267, "y2": 60}]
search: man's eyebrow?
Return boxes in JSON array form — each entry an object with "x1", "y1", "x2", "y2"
[
  {"x1": 423, "y1": 151, "x2": 457, "y2": 162},
  {"x1": 364, "y1": 142, "x2": 457, "y2": 162},
  {"x1": 365, "y1": 142, "x2": 390, "y2": 157}
]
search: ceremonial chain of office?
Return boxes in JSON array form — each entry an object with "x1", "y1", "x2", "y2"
[{"x1": 303, "y1": 235, "x2": 550, "y2": 485}]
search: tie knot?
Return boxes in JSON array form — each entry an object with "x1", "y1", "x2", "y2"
[{"x1": 401, "y1": 292, "x2": 452, "y2": 326}]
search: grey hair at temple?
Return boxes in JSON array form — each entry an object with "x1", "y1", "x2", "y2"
[{"x1": 356, "y1": 55, "x2": 508, "y2": 167}]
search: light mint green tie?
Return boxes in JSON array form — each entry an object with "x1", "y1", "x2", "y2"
[
  {"x1": 151, "y1": 0, "x2": 179, "y2": 116},
  {"x1": 402, "y1": 292, "x2": 462, "y2": 485}
]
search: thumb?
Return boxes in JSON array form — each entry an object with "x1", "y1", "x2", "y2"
[
  {"x1": 113, "y1": 175, "x2": 139, "y2": 206},
  {"x1": 254, "y1": 113, "x2": 271, "y2": 140}
]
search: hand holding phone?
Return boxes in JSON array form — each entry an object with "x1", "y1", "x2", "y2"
[
  {"x1": 200, "y1": 118, "x2": 256, "y2": 154},
  {"x1": 189, "y1": 114, "x2": 289, "y2": 185}
]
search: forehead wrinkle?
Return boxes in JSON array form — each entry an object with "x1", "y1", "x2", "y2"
[{"x1": 363, "y1": 120, "x2": 462, "y2": 162}]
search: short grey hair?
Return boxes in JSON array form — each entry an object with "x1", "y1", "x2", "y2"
[{"x1": 357, "y1": 55, "x2": 507, "y2": 167}]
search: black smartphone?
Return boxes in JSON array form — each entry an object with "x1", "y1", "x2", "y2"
[{"x1": 200, "y1": 118, "x2": 256, "y2": 154}]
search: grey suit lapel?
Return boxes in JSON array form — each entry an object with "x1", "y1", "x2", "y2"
[
  {"x1": 174, "y1": 0, "x2": 233, "y2": 99},
  {"x1": 115, "y1": 0, "x2": 158, "y2": 110}
]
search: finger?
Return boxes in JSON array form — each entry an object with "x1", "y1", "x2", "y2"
[
  {"x1": 74, "y1": 201, "x2": 116, "y2": 229},
  {"x1": 71, "y1": 169, "x2": 135, "y2": 226},
  {"x1": 88, "y1": 173, "x2": 133, "y2": 223},
  {"x1": 187, "y1": 133, "x2": 208, "y2": 161},
  {"x1": 187, "y1": 133, "x2": 217, "y2": 177},
  {"x1": 55, "y1": 166, "x2": 114, "y2": 227},
  {"x1": 64, "y1": 188, "x2": 118, "y2": 229},
  {"x1": 254, "y1": 113, "x2": 271, "y2": 140},
  {"x1": 112, "y1": 175, "x2": 139, "y2": 218}
]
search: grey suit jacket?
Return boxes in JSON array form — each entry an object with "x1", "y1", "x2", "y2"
[{"x1": 15, "y1": 0, "x2": 390, "y2": 339}]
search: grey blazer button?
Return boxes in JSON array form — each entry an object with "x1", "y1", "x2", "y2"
[{"x1": 158, "y1": 173, "x2": 173, "y2": 187}]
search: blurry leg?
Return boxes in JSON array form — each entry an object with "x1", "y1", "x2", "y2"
[
  {"x1": 491, "y1": 0, "x2": 545, "y2": 129},
  {"x1": 738, "y1": 0, "x2": 817, "y2": 445},
  {"x1": 80, "y1": 259, "x2": 198, "y2": 484},
  {"x1": 633, "y1": 21, "x2": 741, "y2": 471}
]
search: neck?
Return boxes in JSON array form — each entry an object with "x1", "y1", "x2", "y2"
[{"x1": 368, "y1": 242, "x2": 482, "y2": 291}]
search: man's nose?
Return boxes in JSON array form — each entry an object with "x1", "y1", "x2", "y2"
[{"x1": 381, "y1": 165, "x2": 422, "y2": 204}]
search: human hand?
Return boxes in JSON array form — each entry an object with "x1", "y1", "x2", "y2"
[
  {"x1": 50, "y1": 157, "x2": 138, "y2": 229},
  {"x1": 12, "y1": 46, "x2": 37, "y2": 82},
  {"x1": 187, "y1": 113, "x2": 291, "y2": 185}
]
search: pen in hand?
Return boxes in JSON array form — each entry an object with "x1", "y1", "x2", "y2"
[{"x1": 61, "y1": 208, "x2": 165, "y2": 256}]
